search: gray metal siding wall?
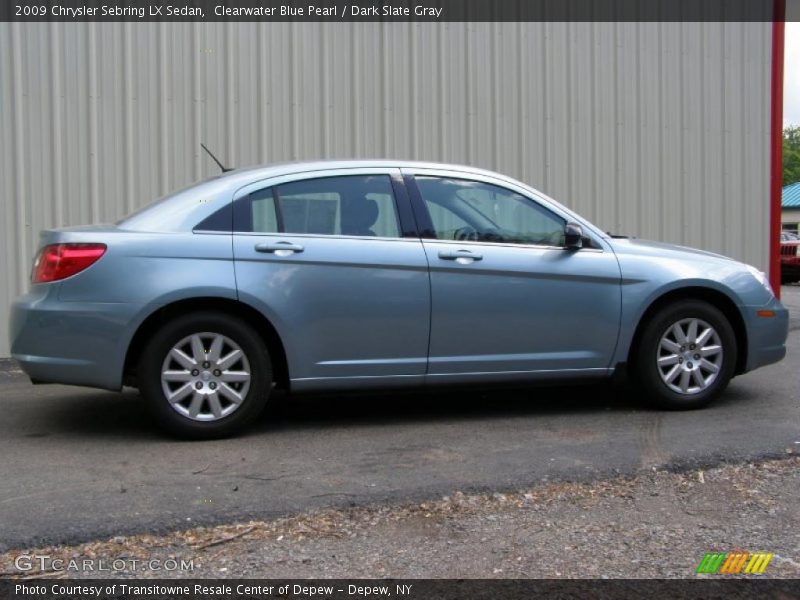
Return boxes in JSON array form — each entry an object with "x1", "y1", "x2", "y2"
[{"x1": 0, "y1": 21, "x2": 773, "y2": 356}]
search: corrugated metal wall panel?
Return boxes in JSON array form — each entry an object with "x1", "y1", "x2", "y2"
[{"x1": 0, "y1": 21, "x2": 773, "y2": 356}]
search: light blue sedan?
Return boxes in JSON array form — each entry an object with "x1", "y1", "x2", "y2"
[{"x1": 9, "y1": 161, "x2": 788, "y2": 438}]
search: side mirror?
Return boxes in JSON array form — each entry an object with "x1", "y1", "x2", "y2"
[{"x1": 564, "y1": 222, "x2": 583, "y2": 249}]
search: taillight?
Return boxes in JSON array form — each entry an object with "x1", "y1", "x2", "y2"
[{"x1": 31, "y1": 243, "x2": 107, "y2": 283}]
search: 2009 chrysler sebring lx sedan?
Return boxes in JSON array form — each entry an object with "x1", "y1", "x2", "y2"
[{"x1": 10, "y1": 161, "x2": 788, "y2": 438}]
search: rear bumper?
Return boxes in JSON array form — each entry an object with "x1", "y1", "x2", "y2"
[
  {"x1": 9, "y1": 285, "x2": 138, "y2": 391},
  {"x1": 742, "y1": 296, "x2": 789, "y2": 372}
]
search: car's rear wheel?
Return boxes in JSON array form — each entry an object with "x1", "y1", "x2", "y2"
[
  {"x1": 138, "y1": 312, "x2": 271, "y2": 438},
  {"x1": 634, "y1": 300, "x2": 736, "y2": 410}
]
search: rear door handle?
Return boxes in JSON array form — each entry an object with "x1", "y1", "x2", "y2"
[
  {"x1": 255, "y1": 241, "x2": 305, "y2": 255},
  {"x1": 438, "y1": 249, "x2": 483, "y2": 262}
]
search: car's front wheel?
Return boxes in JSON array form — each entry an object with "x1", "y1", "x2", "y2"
[
  {"x1": 138, "y1": 312, "x2": 272, "y2": 438},
  {"x1": 634, "y1": 300, "x2": 736, "y2": 410}
]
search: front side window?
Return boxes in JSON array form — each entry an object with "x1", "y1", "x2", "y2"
[
  {"x1": 234, "y1": 175, "x2": 401, "y2": 238},
  {"x1": 416, "y1": 176, "x2": 567, "y2": 247}
]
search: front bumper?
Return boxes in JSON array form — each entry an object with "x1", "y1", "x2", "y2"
[
  {"x1": 781, "y1": 257, "x2": 800, "y2": 280},
  {"x1": 742, "y1": 296, "x2": 789, "y2": 372},
  {"x1": 9, "y1": 284, "x2": 138, "y2": 391}
]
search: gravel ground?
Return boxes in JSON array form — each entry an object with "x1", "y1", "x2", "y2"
[{"x1": 2, "y1": 457, "x2": 799, "y2": 579}]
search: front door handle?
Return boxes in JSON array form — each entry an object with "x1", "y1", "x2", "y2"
[
  {"x1": 438, "y1": 249, "x2": 483, "y2": 263},
  {"x1": 255, "y1": 241, "x2": 305, "y2": 255}
]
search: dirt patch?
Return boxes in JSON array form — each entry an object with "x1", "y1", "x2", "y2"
[{"x1": 2, "y1": 457, "x2": 799, "y2": 579}]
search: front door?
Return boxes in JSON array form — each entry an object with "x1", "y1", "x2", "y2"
[{"x1": 405, "y1": 169, "x2": 622, "y2": 381}]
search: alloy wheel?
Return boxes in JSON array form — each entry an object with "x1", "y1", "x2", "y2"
[
  {"x1": 656, "y1": 318, "x2": 723, "y2": 395},
  {"x1": 160, "y1": 332, "x2": 251, "y2": 421}
]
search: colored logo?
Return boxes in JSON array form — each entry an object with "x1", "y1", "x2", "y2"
[{"x1": 696, "y1": 551, "x2": 773, "y2": 575}]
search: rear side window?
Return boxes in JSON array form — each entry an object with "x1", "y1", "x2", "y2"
[
  {"x1": 195, "y1": 203, "x2": 232, "y2": 231},
  {"x1": 249, "y1": 188, "x2": 280, "y2": 232},
  {"x1": 233, "y1": 175, "x2": 401, "y2": 238}
]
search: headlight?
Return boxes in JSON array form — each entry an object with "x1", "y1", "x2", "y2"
[{"x1": 745, "y1": 264, "x2": 774, "y2": 296}]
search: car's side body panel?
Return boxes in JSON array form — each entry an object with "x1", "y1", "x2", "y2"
[
  {"x1": 7, "y1": 160, "x2": 789, "y2": 398},
  {"x1": 234, "y1": 235, "x2": 431, "y2": 386},
  {"x1": 421, "y1": 239, "x2": 622, "y2": 376}
]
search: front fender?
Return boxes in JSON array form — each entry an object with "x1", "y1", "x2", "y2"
[{"x1": 611, "y1": 278, "x2": 748, "y2": 367}]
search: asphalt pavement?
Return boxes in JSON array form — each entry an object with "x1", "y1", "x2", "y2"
[{"x1": 1, "y1": 287, "x2": 798, "y2": 552}]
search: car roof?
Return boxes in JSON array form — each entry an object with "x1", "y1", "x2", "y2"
[{"x1": 215, "y1": 159, "x2": 522, "y2": 188}]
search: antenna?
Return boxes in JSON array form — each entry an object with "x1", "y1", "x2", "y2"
[{"x1": 200, "y1": 143, "x2": 233, "y2": 173}]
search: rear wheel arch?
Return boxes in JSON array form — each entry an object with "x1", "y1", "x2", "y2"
[
  {"x1": 627, "y1": 286, "x2": 748, "y2": 376},
  {"x1": 123, "y1": 297, "x2": 290, "y2": 390}
]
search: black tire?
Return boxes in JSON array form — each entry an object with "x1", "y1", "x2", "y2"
[
  {"x1": 138, "y1": 311, "x2": 272, "y2": 439},
  {"x1": 633, "y1": 299, "x2": 736, "y2": 410}
]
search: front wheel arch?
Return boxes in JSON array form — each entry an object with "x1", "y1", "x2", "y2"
[
  {"x1": 627, "y1": 286, "x2": 748, "y2": 376},
  {"x1": 123, "y1": 297, "x2": 290, "y2": 391}
]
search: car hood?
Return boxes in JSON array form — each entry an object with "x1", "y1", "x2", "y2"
[
  {"x1": 608, "y1": 237, "x2": 738, "y2": 265},
  {"x1": 606, "y1": 237, "x2": 777, "y2": 306}
]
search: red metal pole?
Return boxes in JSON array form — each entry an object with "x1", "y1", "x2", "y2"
[{"x1": 770, "y1": 0, "x2": 786, "y2": 298}]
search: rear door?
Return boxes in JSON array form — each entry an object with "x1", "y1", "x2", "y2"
[
  {"x1": 232, "y1": 168, "x2": 430, "y2": 390},
  {"x1": 403, "y1": 168, "x2": 622, "y2": 380}
]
